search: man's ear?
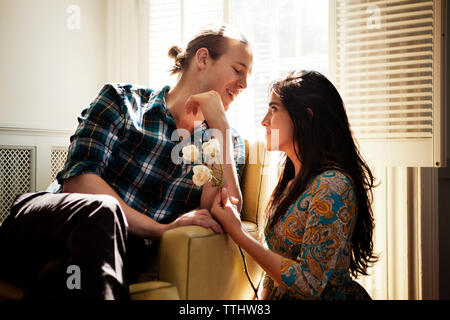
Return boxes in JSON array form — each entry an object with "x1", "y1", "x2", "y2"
[{"x1": 195, "y1": 48, "x2": 210, "y2": 70}]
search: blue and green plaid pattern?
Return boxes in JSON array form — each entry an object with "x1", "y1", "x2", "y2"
[{"x1": 51, "y1": 83, "x2": 245, "y2": 222}]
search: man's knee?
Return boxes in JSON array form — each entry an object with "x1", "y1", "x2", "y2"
[
  {"x1": 85, "y1": 194, "x2": 128, "y2": 229},
  {"x1": 91, "y1": 194, "x2": 121, "y2": 213}
]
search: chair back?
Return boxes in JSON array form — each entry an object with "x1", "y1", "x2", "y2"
[{"x1": 241, "y1": 139, "x2": 271, "y2": 236}]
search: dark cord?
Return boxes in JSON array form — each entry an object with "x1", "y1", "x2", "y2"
[{"x1": 238, "y1": 246, "x2": 259, "y2": 300}]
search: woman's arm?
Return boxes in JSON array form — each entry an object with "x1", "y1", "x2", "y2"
[{"x1": 210, "y1": 188, "x2": 283, "y2": 284}]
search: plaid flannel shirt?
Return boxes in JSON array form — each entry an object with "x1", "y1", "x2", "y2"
[{"x1": 50, "y1": 83, "x2": 246, "y2": 223}]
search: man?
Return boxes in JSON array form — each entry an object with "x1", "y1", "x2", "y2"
[{"x1": 0, "y1": 24, "x2": 253, "y2": 299}]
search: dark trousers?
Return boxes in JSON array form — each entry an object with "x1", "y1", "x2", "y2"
[{"x1": 0, "y1": 192, "x2": 131, "y2": 300}]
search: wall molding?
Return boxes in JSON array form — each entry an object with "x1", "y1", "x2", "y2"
[
  {"x1": 0, "y1": 124, "x2": 72, "y2": 191},
  {"x1": 0, "y1": 123, "x2": 74, "y2": 137}
]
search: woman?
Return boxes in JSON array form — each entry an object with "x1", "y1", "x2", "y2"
[{"x1": 210, "y1": 70, "x2": 378, "y2": 300}]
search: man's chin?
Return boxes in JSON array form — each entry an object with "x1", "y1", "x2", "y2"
[
  {"x1": 222, "y1": 100, "x2": 230, "y2": 111},
  {"x1": 220, "y1": 94, "x2": 232, "y2": 111}
]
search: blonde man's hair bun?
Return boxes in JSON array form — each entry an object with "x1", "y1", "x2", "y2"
[{"x1": 168, "y1": 45, "x2": 183, "y2": 59}]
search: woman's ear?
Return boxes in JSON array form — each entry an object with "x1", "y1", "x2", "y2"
[
  {"x1": 195, "y1": 48, "x2": 209, "y2": 70},
  {"x1": 306, "y1": 107, "x2": 314, "y2": 120}
]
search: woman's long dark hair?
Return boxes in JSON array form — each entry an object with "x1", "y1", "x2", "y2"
[{"x1": 265, "y1": 70, "x2": 378, "y2": 278}]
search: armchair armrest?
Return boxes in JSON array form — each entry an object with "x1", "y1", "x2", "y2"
[
  {"x1": 158, "y1": 223, "x2": 264, "y2": 300},
  {"x1": 0, "y1": 280, "x2": 24, "y2": 300},
  {"x1": 129, "y1": 281, "x2": 180, "y2": 300}
]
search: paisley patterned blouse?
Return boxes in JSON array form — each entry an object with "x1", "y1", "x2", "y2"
[{"x1": 263, "y1": 169, "x2": 371, "y2": 300}]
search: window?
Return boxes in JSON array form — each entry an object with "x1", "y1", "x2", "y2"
[
  {"x1": 145, "y1": 0, "x2": 446, "y2": 300},
  {"x1": 148, "y1": 0, "x2": 445, "y2": 167},
  {"x1": 228, "y1": 0, "x2": 329, "y2": 140},
  {"x1": 330, "y1": 0, "x2": 445, "y2": 167},
  {"x1": 148, "y1": 0, "x2": 329, "y2": 141},
  {"x1": 148, "y1": 0, "x2": 224, "y2": 90}
]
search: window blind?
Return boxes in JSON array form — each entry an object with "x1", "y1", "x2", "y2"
[
  {"x1": 149, "y1": 0, "x2": 183, "y2": 89},
  {"x1": 329, "y1": 0, "x2": 445, "y2": 167},
  {"x1": 148, "y1": 0, "x2": 224, "y2": 90}
]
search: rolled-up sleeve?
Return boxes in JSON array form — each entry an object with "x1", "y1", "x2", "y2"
[
  {"x1": 262, "y1": 273, "x2": 275, "y2": 291},
  {"x1": 231, "y1": 129, "x2": 246, "y2": 182},
  {"x1": 56, "y1": 84, "x2": 125, "y2": 185}
]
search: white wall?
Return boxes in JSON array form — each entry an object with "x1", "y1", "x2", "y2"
[{"x1": 0, "y1": 0, "x2": 108, "y2": 131}]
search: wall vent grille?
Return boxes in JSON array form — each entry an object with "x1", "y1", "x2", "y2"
[
  {"x1": 0, "y1": 147, "x2": 35, "y2": 223},
  {"x1": 50, "y1": 147, "x2": 68, "y2": 184}
]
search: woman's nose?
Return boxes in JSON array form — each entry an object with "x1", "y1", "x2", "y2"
[{"x1": 261, "y1": 113, "x2": 269, "y2": 127}]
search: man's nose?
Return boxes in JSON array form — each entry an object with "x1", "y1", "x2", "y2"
[{"x1": 237, "y1": 76, "x2": 247, "y2": 90}]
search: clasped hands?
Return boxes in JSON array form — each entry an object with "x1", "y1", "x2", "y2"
[{"x1": 172, "y1": 187, "x2": 241, "y2": 236}]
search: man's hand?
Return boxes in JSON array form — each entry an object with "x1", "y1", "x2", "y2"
[
  {"x1": 185, "y1": 90, "x2": 229, "y2": 131},
  {"x1": 170, "y1": 208, "x2": 224, "y2": 234},
  {"x1": 169, "y1": 194, "x2": 240, "y2": 235}
]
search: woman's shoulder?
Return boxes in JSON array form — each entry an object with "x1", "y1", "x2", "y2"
[
  {"x1": 315, "y1": 168, "x2": 352, "y2": 181},
  {"x1": 303, "y1": 169, "x2": 357, "y2": 223},
  {"x1": 288, "y1": 169, "x2": 352, "y2": 209},
  {"x1": 309, "y1": 169, "x2": 354, "y2": 196}
]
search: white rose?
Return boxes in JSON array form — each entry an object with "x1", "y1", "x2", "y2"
[
  {"x1": 182, "y1": 144, "x2": 200, "y2": 163},
  {"x1": 202, "y1": 138, "x2": 221, "y2": 163},
  {"x1": 192, "y1": 165, "x2": 212, "y2": 187}
]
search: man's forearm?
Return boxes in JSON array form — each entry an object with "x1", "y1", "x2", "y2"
[
  {"x1": 62, "y1": 173, "x2": 168, "y2": 239},
  {"x1": 219, "y1": 127, "x2": 243, "y2": 210},
  {"x1": 200, "y1": 127, "x2": 242, "y2": 212}
]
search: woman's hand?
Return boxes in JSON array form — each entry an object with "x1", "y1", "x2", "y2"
[
  {"x1": 185, "y1": 90, "x2": 230, "y2": 131},
  {"x1": 210, "y1": 187, "x2": 244, "y2": 239},
  {"x1": 166, "y1": 192, "x2": 238, "y2": 235},
  {"x1": 212, "y1": 188, "x2": 284, "y2": 288}
]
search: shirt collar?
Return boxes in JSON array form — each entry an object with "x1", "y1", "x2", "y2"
[
  {"x1": 148, "y1": 86, "x2": 211, "y2": 141},
  {"x1": 149, "y1": 85, "x2": 171, "y2": 116}
]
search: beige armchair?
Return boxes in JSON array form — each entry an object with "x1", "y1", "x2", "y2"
[
  {"x1": 129, "y1": 140, "x2": 270, "y2": 300},
  {"x1": 0, "y1": 140, "x2": 270, "y2": 300}
]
